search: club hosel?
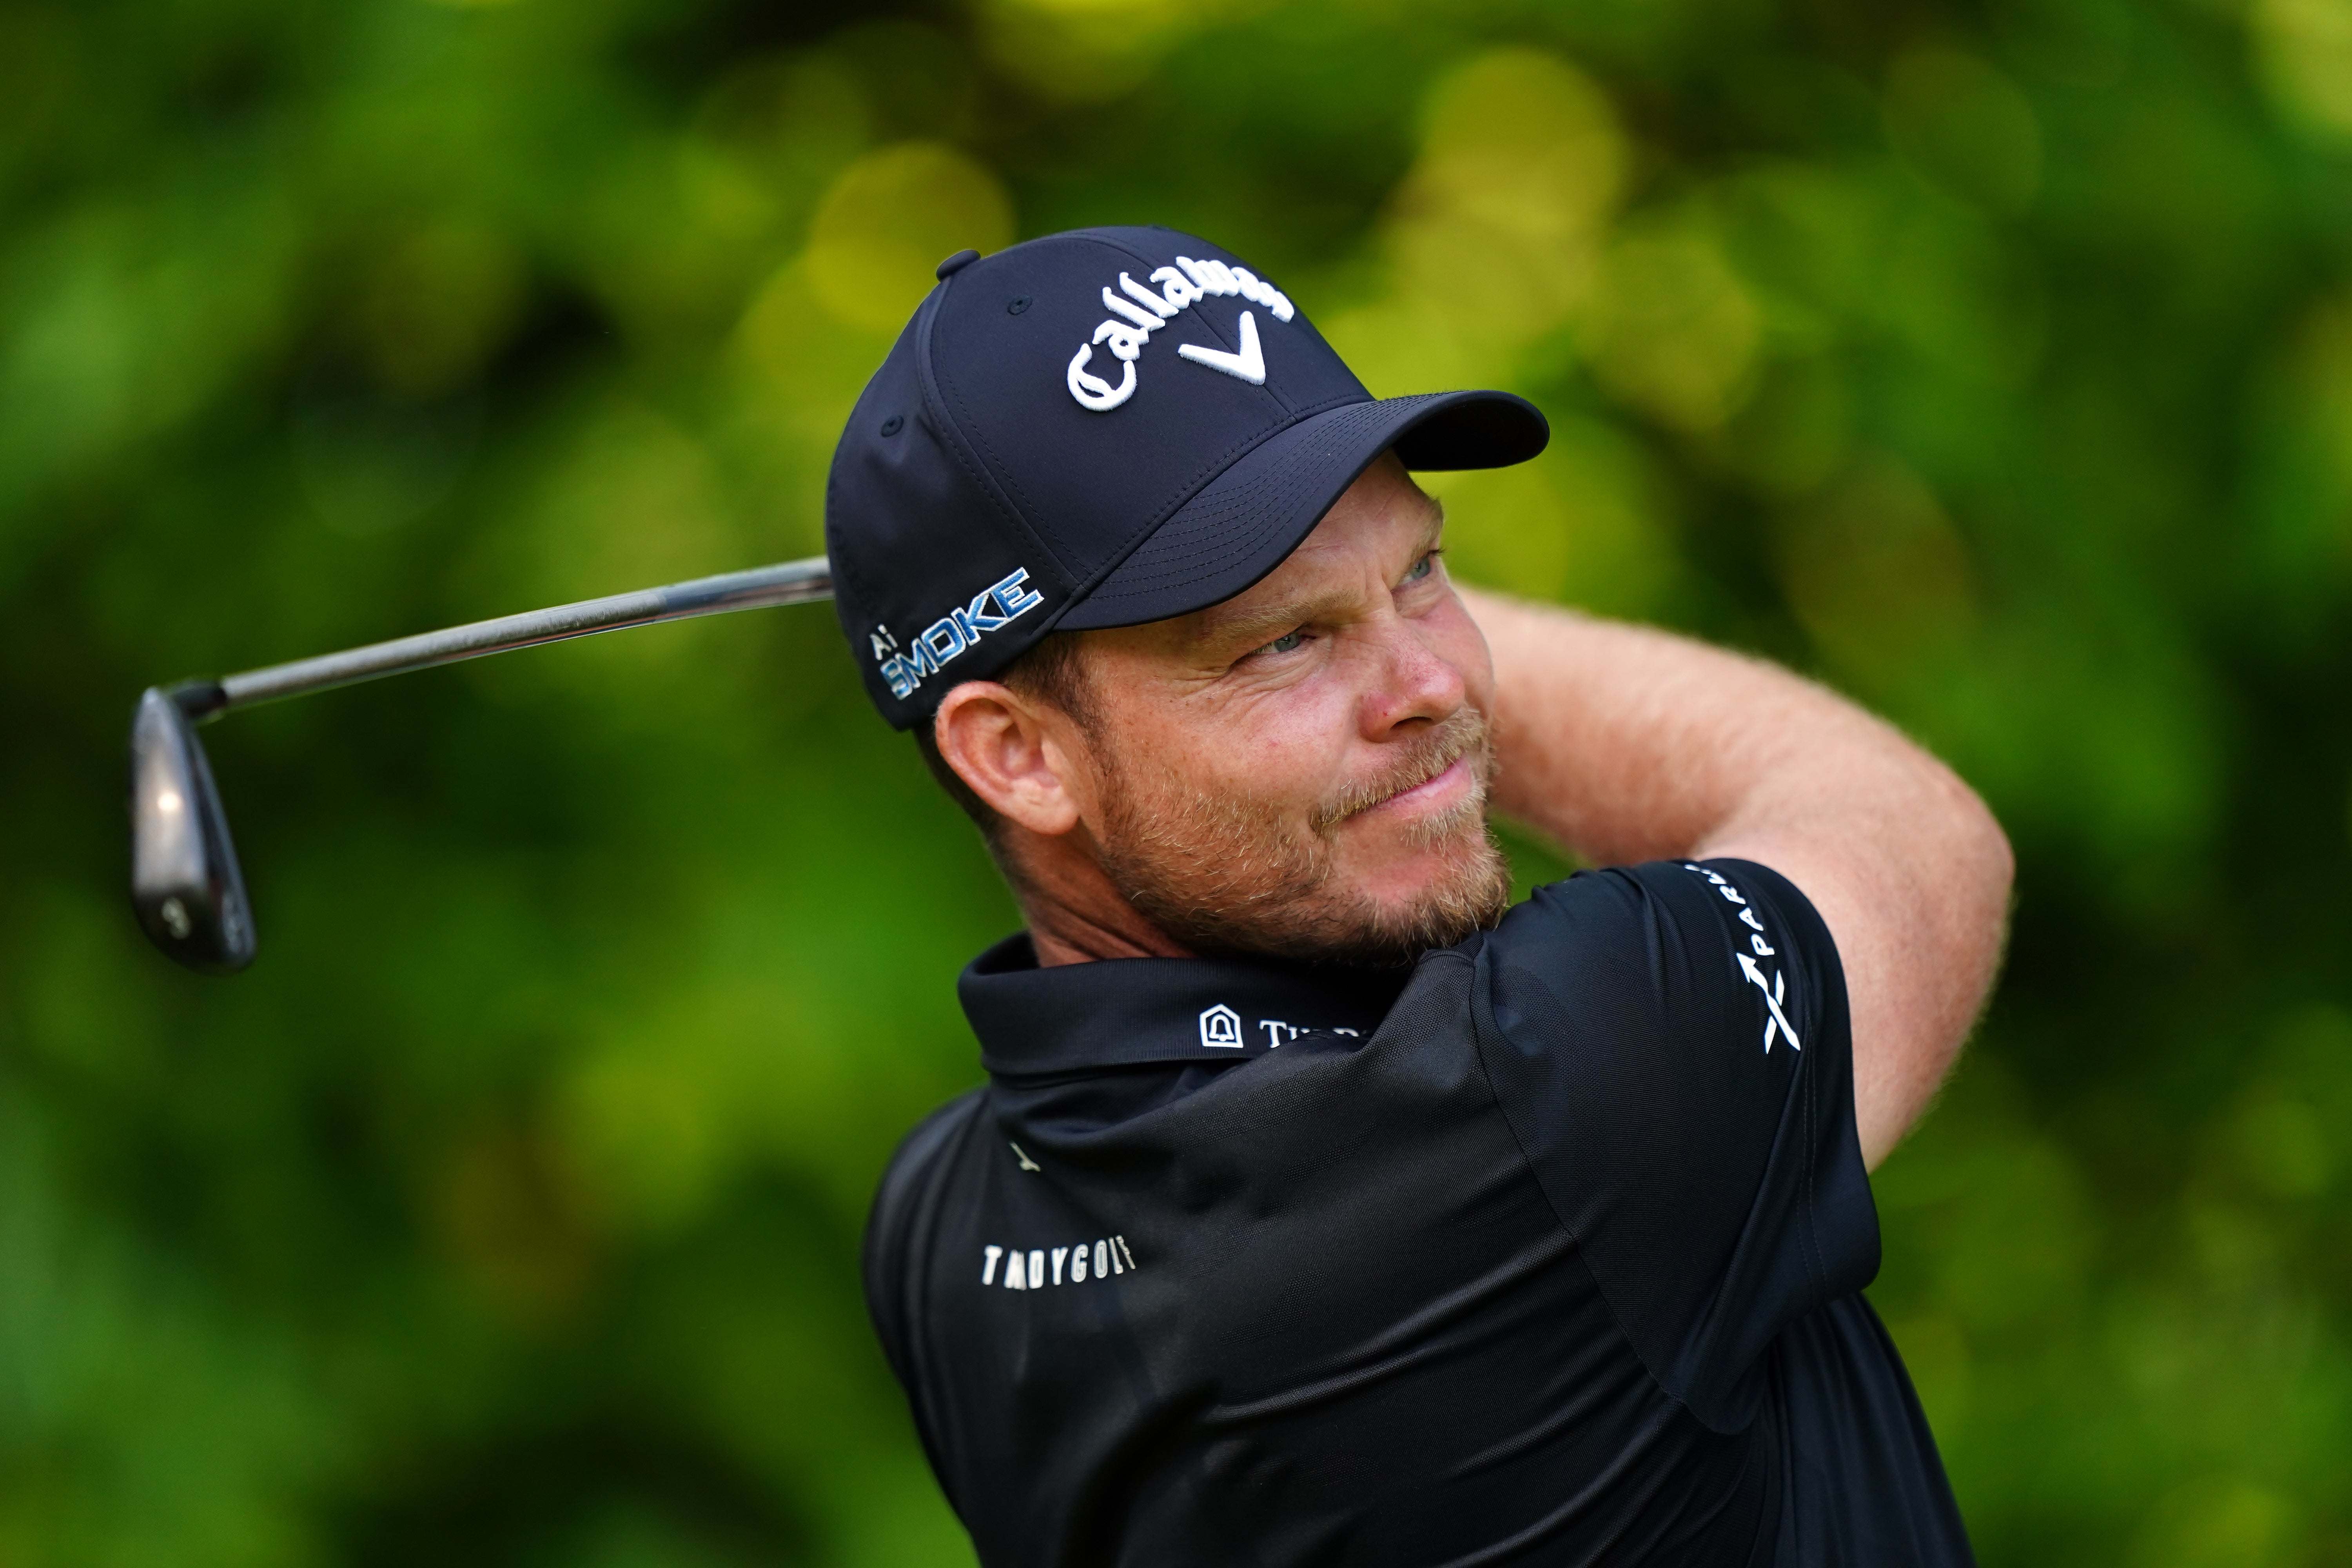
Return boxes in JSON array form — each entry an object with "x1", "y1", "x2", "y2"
[{"x1": 166, "y1": 679, "x2": 229, "y2": 724}]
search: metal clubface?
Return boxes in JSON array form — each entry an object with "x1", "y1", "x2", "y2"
[
  {"x1": 127, "y1": 555, "x2": 832, "y2": 975},
  {"x1": 129, "y1": 684, "x2": 256, "y2": 973}
]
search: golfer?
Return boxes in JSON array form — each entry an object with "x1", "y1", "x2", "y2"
[{"x1": 829, "y1": 228, "x2": 2010, "y2": 1566}]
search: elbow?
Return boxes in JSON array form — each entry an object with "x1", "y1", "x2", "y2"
[
  {"x1": 1913, "y1": 744, "x2": 2012, "y2": 912},
  {"x1": 1962, "y1": 782, "x2": 2015, "y2": 924},
  {"x1": 1940, "y1": 770, "x2": 2015, "y2": 995}
]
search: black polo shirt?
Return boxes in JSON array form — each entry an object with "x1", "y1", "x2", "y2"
[{"x1": 864, "y1": 859, "x2": 1972, "y2": 1566}]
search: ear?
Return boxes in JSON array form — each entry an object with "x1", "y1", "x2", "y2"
[{"x1": 934, "y1": 681, "x2": 1089, "y2": 836}]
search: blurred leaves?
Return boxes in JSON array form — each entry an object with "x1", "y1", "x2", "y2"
[
  {"x1": 804, "y1": 143, "x2": 1014, "y2": 332},
  {"x1": 1885, "y1": 47, "x2": 2045, "y2": 214},
  {"x1": 6, "y1": 0, "x2": 2352, "y2": 1563}
]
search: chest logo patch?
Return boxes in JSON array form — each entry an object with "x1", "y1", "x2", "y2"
[{"x1": 983, "y1": 1235, "x2": 1137, "y2": 1290}]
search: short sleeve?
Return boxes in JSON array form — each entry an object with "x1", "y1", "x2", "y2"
[{"x1": 1467, "y1": 858, "x2": 1877, "y2": 1429}]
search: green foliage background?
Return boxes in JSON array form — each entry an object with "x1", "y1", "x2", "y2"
[{"x1": 6, "y1": 0, "x2": 2352, "y2": 1560}]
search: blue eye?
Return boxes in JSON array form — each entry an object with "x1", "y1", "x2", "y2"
[
  {"x1": 1403, "y1": 553, "x2": 1435, "y2": 583},
  {"x1": 1266, "y1": 630, "x2": 1305, "y2": 654}
]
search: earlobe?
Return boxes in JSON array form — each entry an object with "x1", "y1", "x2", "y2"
[{"x1": 935, "y1": 683, "x2": 1085, "y2": 836}]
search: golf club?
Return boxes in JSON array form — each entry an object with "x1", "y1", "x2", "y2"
[{"x1": 129, "y1": 555, "x2": 834, "y2": 975}]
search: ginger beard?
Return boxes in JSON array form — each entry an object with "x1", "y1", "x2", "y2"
[{"x1": 1087, "y1": 705, "x2": 1512, "y2": 967}]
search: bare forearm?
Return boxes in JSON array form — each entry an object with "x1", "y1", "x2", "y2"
[
  {"x1": 1465, "y1": 588, "x2": 1900, "y2": 860},
  {"x1": 1461, "y1": 586, "x2": 2013, "y2": 1167}
]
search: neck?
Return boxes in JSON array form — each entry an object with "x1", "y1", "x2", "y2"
[{"x1": 999, "y1": 824, "x2": 1193, "y2": 967}]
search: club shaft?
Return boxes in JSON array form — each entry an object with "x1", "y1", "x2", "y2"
[{"x1": 209, "y1": 556, "x2": 833, "y2": 715}]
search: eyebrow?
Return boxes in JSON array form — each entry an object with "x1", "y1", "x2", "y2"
[
  {"x1": 1194, "y1": 498, "x2": 1447, "y2": 652},
  {"x1": 1207, "y1": 589, "x2": 1363, "y2": 653}
]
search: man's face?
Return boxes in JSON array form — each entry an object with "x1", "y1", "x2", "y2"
[{"x1": 1067, "y1": 454, "x2": 1511, "y2": 965}]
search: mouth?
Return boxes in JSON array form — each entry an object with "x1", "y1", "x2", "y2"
[
  {"x1": 1352, "y1": 753, "x2": 1477, "y2": 825},
  {"x1": 1309, "y1": 709, "x2": 1493, "y2": 838}
]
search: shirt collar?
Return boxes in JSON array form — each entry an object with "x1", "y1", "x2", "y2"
[{"x1": 958, "y1": 933, "x2": 1410, "y2": 1076}]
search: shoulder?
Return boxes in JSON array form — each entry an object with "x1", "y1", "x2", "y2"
[
  {"x1": 1472, "y1": 859, "x2": 1836, "y2": 1011},
  {"x1": 863, "y1": 1087, "x2": 990, "y2": 1379},
  {"x1": 1486, "y1": 857, "x2": 1822, "y2": 946},
  {"x1": 1456, "y1": 860, "x2": 1873, "y2": 1416},
  {"x1": 871, "y1": 1087, "x2": 989, "y2": 1236},
  {"x1": 1464, "y1": 857, "x2": 1846, "y2": 1125}
]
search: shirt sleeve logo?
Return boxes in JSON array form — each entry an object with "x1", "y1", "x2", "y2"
[
  {"x1": 1066, "y1": 257, "x2": 1296, "y2": 412},
  {"x1": 1684, "y1": 864, "x2": 1804, "y2": 1054}
]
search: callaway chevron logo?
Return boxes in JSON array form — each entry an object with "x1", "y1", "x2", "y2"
[{"x1": 1066, "y1": 256, "x2": 1296, "y2": 413}]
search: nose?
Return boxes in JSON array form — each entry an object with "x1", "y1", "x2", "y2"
[{"x1": 1356, "y1": 611, "x2": 1468, "y2": 741}]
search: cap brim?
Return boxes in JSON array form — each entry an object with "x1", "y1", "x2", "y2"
[{"x1": 1057, "y1": 390, "x2": 1548, "y2": 632}]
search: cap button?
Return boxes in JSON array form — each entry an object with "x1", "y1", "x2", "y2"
[{"x1": 935, "y1": 249, "x2": 982, "y2": 279}]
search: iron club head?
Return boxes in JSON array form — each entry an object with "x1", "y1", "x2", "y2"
[{"x1": 129, "y1": 683, "x2": 256, "y2": 973}]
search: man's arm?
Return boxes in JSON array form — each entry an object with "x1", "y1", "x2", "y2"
[{"x1": 1460, "y1": 587, "x2": 2013, "y2": 1169}]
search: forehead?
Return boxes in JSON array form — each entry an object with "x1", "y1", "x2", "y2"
[
  {"x1": 1190, "y1": 460, "x2": 1442, "y2": 626},
  {"x1": 1065, "y1": 456, "x2": 1443, "y2": 697}
]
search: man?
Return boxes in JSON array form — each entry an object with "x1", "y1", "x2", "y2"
[{"x1": 828, "y1": 228, "x2": 2011, "y2": 1566}]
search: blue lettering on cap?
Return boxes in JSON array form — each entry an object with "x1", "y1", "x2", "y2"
[{"x1": 877, "y1": 569, "x2": 1045, "y2": 701}]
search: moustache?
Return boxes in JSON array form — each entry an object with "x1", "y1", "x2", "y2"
[{"x1": 1310, "y1": 708, "x2": 1492, "y2": 835}]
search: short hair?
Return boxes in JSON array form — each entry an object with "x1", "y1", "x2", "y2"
[{"x1": 913, "y1": 631, "x2": 1095, "y2": 848}]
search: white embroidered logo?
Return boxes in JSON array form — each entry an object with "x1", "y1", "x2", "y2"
[
  {"x1": 1198, "y1": 1004, "x2": 1244, "y2": 1049},
  {"x1": 982, "y1": 1235, "x2": 1138, "y2": 1289},
  {"x1": 1737, "y1": 953, "x2": 1802, "y2": 1053},
  {"x1": 1683, "y1": 864, "x2": 1804, "y2": 1053},
  {"x1": 1066, "y1": 256, "x2": 1295, "y2": 412},
  {"x1": 1196, "y1": 1004, "x2": 1360, "y2": 1051}
]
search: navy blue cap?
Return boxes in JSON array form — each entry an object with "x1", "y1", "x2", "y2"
[{"x1": 824, "y1": 225, "x2": 1548, "y2": 730}]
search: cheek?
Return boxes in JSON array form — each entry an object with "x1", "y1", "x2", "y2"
[
  {"x1": 1231, "y1": 718, "x2": 1338, "y2": 808},
  {"x1": 1429, "y1": 601, "x2": 1497, "y2": 713},
  {"x1": 1118, "y1": 683, "x2": 1355, "y2": 812}
]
